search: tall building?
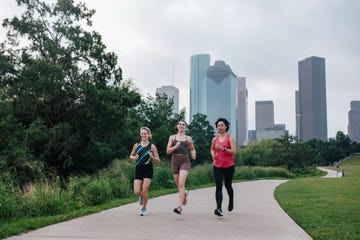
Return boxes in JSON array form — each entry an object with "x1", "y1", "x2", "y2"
[
  {"x1": 296, "y1": 56, "x2": 328, "y2": 141},
  {"x1": 256, "y1": 101, "x2": 274, "y2": 131},
  {"x1": 237, "y1": 77, "x2": 248, "y2": 146},
  {"x1": 348, "y1": 100, "x2": 360, "y2": 142},
  {"x1": 156, "y1": 85, "x2": 179, "y2": 114},
  {"x1": 206, "y1": 60, "x2": 240, "y2": 144},
  {"x1": 189, "y1": 54, "x2": 210, "y2": 120},
  {"x1": 251, "y1": 101, "x2": 288, "y2": 142}
]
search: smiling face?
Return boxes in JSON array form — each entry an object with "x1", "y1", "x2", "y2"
[
  {"x1": 176, "y1": 120, "x2": 187, "y2": 131},
  {"x1": 140, "y1": 127, "x2": 151, "y2": 140}
]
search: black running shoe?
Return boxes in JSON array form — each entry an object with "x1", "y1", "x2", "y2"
[
  {"x1": 228, "y1": 198, "x2": 233, "y2": 212},
  {"x1": 214, "y1": 208, "x2": 223, "y2": 217},
  {"x1": 173, "y1": 206, "x2": 182, "y2": 215}
]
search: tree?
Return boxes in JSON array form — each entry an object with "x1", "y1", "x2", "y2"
[
  {"x1": 0, "y1": 0, "x2": 140, "y2": 182},
  {"x1": 132, "y1": 93, "x2": 186, "y2": 157},
  {"x1": 187, "y1": 113, "x2": 215, "y2": 165}
]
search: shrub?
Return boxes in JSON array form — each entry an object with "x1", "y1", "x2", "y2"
[
  {"x1": 0, "y1": 181, "x2": 22, "y2": 221},
  {"x1": 21, "y1": 180, "x2": 67, "y2": 217},
  {"x1": 188, "y1": 163, "x2": 214, "y2": 186},
  {"x1": 152, "y1": 166, "x2": 174, "y2": 189},
  {"x1": 83, "y1": 178, "x2": 112, "y2": 206}
]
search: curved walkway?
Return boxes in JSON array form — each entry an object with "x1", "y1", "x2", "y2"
[
  {"x1": 317, "y1": 167, "x2": 342, "y2": 178},
  {"x1": 7, "y1": 180, "x2": 312, "y2": 240}
]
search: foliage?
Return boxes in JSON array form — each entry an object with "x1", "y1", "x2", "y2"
[
  {"x1": 187, "y1": 113, "x2": 215, "y2": 165},
  {"x1": 239, "y1": 133, "x2": 360, "y2": 173},
  {"x1": 131, "y1": 93, "x2": 185, "y2": 158},
  {"x1": 0, "y1": 0, "x2": 141, "y2": 182}
]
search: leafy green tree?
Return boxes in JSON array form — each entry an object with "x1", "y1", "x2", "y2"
[
  {"x1": 132, "y1": 93, "x2": 185, "y2": 157},
  {"x1": 187, "y1": 113, "x2": 215, "y2": 165},
  {"x1": 276, "y1": 136, "x2": 314, "y2": 171},
  {"x1": 0, "y1": 0, "x2": 140, "y2": 182}
]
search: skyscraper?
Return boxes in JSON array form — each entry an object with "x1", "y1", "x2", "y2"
[
  {"x1": 237, "y1": 77, "x2": 248, "y2": 146},
  {"x1": 348, "y1": 100, "x2": 360, "y2": 142},
  {"x1": 296, "y1": 56, "x2": 328, "y2": 141},
  {"x1": 189, "y1": 54, "x2": 210, "y2": 121},
  {"x1": 206, "y1": 60, "x2": 239, "y2": 142},
  {"x1": 252, "y1": 101, "x2": 287, "y2": 141},
  {"x1": 256, "y1": 101, "x2": 274, "y2": 131},
  {"x1": 156, "y1": 85, "x2": 179, "y2": 114}
]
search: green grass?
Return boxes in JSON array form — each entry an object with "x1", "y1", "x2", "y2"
[{"x1": 275, "y1": 156, "x2": 360, "y2": 240}]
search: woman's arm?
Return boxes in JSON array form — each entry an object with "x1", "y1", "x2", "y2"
[
  {"x1": 129, "y1": 143, "x2": 139, "y2": 161},
  {"x1": 150, "y1": 144, "x2": 160, "y2": 163},
  {"x1": 210, "y1": 137, "x2": 216, "y2": 160},
  {"x1": 166, "y1": 135, "x2": 180, "y2": 154},
  {"x1": 188, "y1": 136, "x2": 196, "y2": 160},
  {"x1": 224, "y1": 135, "x2": 236, "y2": 155}
]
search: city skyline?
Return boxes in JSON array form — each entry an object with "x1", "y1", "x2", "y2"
[{"x1": 1, "y1": 0, "x2": 359, "y2": 138}]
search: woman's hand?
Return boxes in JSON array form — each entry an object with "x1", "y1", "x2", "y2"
[
  {"x1": 214, "y1": 143, "x2": 224, "y2": 150},
  {"x1": 131, "y1": 154, "x2": 139, "y2": 161}
]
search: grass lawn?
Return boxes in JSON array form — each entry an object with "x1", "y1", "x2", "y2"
[{"x1": 275, "y1": 156, "x2": 360, "y2": 240}]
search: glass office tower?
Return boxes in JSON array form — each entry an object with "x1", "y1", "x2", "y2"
[
  {"x1": 206, "y1": 60, "x2": 239, "y2": 139},
  {"x1": 296, "y1": 56, "x2": 328, "y2": 141},
  {"x1": 189, "y1": 54, "x2": 210, "y2": 121}
]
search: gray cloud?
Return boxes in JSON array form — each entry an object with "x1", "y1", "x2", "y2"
[{"x1": 1, "y1": 0, "x2": 359, "y2": 138}]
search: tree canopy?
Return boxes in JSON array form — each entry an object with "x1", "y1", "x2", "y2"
[{"x1": 0, "y1": 0, "x2": 141, "y2": 183}]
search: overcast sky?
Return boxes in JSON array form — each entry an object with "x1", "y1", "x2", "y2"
[{"x1": 1, "y1": 0, "x2": 359, "y2": 138}]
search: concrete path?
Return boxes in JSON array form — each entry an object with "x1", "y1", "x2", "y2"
[
  {"x1": 317, "y1": 167, "x2": 342, "y2": 178},
  {"x1": 6, "y1": 180, "x2": 312, "y2": 240}
]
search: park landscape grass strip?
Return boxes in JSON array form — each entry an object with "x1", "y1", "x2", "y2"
[{"x1": 275, "y1": 156, "x2": 360, "y2": 240}]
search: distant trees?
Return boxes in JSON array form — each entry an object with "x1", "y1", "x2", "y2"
[{"x1": 238, "y1": 132, "x2": 360, "y2": 172}]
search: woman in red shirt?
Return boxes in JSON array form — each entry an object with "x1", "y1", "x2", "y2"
[{"x1": 210, "y1": 118, "x2": 236, "y2": 217}]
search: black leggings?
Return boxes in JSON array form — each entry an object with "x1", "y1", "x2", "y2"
[{"x1": 213, "y1": 165, "x2": 235, "y2": 210}]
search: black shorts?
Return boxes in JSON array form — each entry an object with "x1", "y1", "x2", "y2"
[{"x1": 135, "y1": 164, "x2": 154, "y2": 180}]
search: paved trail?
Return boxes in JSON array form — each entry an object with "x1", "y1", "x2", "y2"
[
  {"x1": 317, "y1": 167, "x2": 342, "y2": 178},
  {"x1": 7, "y1": 180, "x2": 312, "y2": 240}
]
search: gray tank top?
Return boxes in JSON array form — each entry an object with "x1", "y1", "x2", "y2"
[{"x1": 172, "y1": 135, "x2": 188, "y2": 154}]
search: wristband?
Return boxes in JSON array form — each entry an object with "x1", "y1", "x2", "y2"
[{"x1": 223, "y1": 147, "x2": 227, "y2": 152}]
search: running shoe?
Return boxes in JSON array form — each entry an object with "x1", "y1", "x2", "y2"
[
  {"x1": 214, "y1": 208, "x2": 223, "y2": 217},
  {"x1": 173, "y1": 206, "x2": 182, "y2": 215},
  {"x1": 138, "y1": 196, "x2": 143, "y2": 206},
  {"x1": 140, "y1": 207, "x2": 147, "y2": 216}
]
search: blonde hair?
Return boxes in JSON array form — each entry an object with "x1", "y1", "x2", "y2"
[{"x1": 140, "y1": 127, "x2": 152, "y2": 140}]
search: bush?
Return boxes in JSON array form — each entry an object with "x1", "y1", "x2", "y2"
[
  {"x1": 21, "y1": 180, "x2": 68, "y2": 217},
  {"x1": 152, "y1": 166, "x2": 174, "y2": 189},
  {"x1": 0, "y1": 181, "x2": 22, "y2": 221},
  {"x1": 83, "y1": 178, "x2": 112, "y2": 206},
  {"x1": 188, "y1": 163, "x2": 214, "y2": 186},
  {"x1": 235, "y1": 166, "x2": 294, "y2": 179}
]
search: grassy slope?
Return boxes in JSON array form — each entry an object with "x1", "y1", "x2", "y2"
[{"x1": 275, "y1": 156, "x2": 360, "y2": 240}]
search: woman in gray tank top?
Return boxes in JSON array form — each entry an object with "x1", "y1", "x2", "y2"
[{"x1": 166, "y1": 120, "x2": 196, "y2": 215}]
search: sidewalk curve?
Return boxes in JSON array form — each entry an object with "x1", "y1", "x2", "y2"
[
  {"x1": 317, "y1": 167, "x2": 342, "y2": 178},
  {"x1": 6, "y1": 180, "x2": 312, "y2": 240}
]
